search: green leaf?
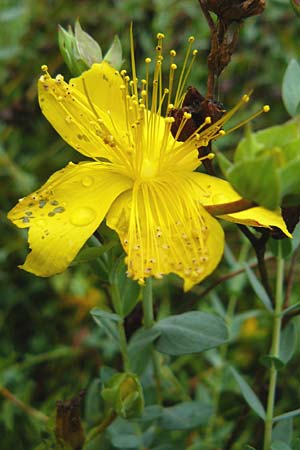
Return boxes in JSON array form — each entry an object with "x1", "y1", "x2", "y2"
[
  {"x1": 282, "y1": 301, "x2": 300, "y2": 317},
  {"x1": 234, "y1": 126, "x2": 264, "y2": 162},
  {"x1": 244, "y1": 119, "x2": 300, "y2": 150},
  {"x1": 71, "y1": 242, "x2": 117, "y2": 265},
  {"x1": 271, "y1": 441, "x2": 292, "y2": 450},
  {"x1": 282, "y1": 59, "x2": 300, "y2": 116},
  {"x1": 274, "y1": 409, "x2": 300, "y2": 422},
  {"x1": 128, "y1": 327, "x2": 161, "y2": 374},
  {"x1": 280, "y1": 159, "x2": 300, "y2": 204},
  {"x1": 273, "y1": 418, "x2": 293, "y2": 444},
  {"x1": 135, "y1": 405, "x2": 163, "y2": 423},
  {"x1": 227, "y1": 155, "x2": 281, "y2": 209},
  {"x1": 110, "y1": 256, "x2": 141, "y2": 317},
  {"x1": 230, "y1": 366, "x2": 266, "y2": 419},
  {"x1": 160, "y1": 402, "x2": 213, "y2": 430},
  {"x1": 260, "y1": 355, "x2": 284, "y2": 370},
  {"x1": 279, "y1": 320, "x2": 297, "y2": 364},
  {"x1": 216, "y1": 152, "x2": 233, "y2": 175},
  {"x1": 90, "y1": 308, "x2": 121, "y2": 343},
  {"x1": 111, "y1": 434, "x2": 142, "y2": 449},
  {"x1": 153, "y1": 311, "x2": 228, "y2": 355},
  {"x1": 245, "y1": 446, "x2": 257, "y2": 450},
  {"x1": 84, "y1": 378, "x2": 102, "y2": 424},
  {"x1": 268, "y1": 238, "x2": 294, "y2": 260},
  {"x1": 243, "y1": 264, "x2": 273, "y2": 312}
]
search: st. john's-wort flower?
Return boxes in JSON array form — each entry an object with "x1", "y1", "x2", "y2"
[{"x1": 8, "y1": 33, "x2": 289, "y2": 290}]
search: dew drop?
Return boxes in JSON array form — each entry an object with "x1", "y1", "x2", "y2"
[
  {"x1": 81, "y1": 176, "x2": 94, "y2": 187},
  {"x1": 70, "y1": 207, "x2": 96, "y2": 226}
]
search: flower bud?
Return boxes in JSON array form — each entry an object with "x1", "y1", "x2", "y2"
[
  {"x1": 58, "y1": 21, "x2": 123, "y2": 76},
  {"x1": 205, "y1": 0, "x2": 265, "y2": 22},
  {"x1": 101, "y1": 372, "x2": 144, "y2": 419},
  {"x1": 58, "y1": 20, "x2": 101, "y2": 76}
]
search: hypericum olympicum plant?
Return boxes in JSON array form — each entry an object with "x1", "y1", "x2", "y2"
[{"x1": 8, "y1": 33, "x2": 289, "y2": 290}]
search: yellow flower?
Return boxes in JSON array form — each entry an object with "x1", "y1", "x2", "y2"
[{"x1": 8, "y1": 34, "x2": 289, "y2": 291}]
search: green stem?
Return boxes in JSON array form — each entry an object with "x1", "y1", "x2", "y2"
[
  {"x1": 143, "y1": 278, "x2": 154, "y2": 327},
  {"x1": 142, "y1": 278, "x2": 162, "y2": 403},
  {"x1": 263, "y1": 244, "x2": 284, "y2": 450},
  {"x1": 85, "y1": 411, "x2": 117, "y2": 444},
  {"x1": 117, "y1": 320, "x2": 130, "y2": 372}
]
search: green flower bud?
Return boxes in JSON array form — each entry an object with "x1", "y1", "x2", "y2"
[
  {"x1": 104, "y1": 35, "x2": 123, "y2": 70},
  {"x1": 101, "y1": 372, "x2": 144, "y2": 419},
  {"x1": 58, "y1": 20, "x2": 102, "y2": 76},
  {"x1": 290, "y1": 0, "x2": 300, "y2": 17}
]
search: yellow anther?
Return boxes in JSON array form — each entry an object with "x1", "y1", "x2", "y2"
[
  {"x1": 124, "y1": 75, "x2": 130, "y2": 82},
  {"x1": 219, "y1": 130, "x2": 226, "y2": 136},
  {"x1": 183, "y1": 112, "x2": 192, "y2": 119},
  {"x1": 242, "y1": 94, "x2": 250, "y2": 103},
  {"x1": 192, "y1": 49, "x2": 198, "y2": 56},
  {"x1": 263, "y1": 105, "x2": 270, "y2": 112},
  {"x1": 141, "y1": 89, "x2": 147, "y2": 97},
  {"x1": 41, "y1": 64, "x2": 48, "y2": 72},
  {"x1": 165, "y1": 117, "x2": 175, "y2": 123},
  {"x1": 145, "y1": 57, "x2": 151, "y2": 64},
  {"x1": 171, "y1": 63, "x2": 177, "y2": 70},
  {"x1": 141, "y1": 79, "x2": 147, "y2": 84},
  {"x1": 164, "y1": 88, "x2": 169, "y2": 94},
  {"x1": 207, "y1": 152, "x2": 215, "y2": 160},
  {"x1": 170, "y1": 50, "x2": 176, "y2": 57},
  {"x1": 188, "y1": 36, "x2": 195, "y2": 43},
  {"x1": 120, "y1": 69, "x2": 127, "y2": 76},
  {"x1": 204, "y1": 116, "x2": 212, "y2": 124},
  {"x1": 55, "y1": 74, "x2": 64, "y2": 82},
  {"x1": 157, "y1": 32, "x2": 165, "y2": 39},
  {"x1": 168, "y1": 103, "x2": 174, "y2": 110}
]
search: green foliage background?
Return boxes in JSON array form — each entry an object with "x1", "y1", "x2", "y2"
[{"x1": 1, "y1": 1, "x2": 300, "y2": 449}]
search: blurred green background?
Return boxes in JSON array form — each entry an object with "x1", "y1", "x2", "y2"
[{"x1": 1, "y1": 0, "x2": 300, "y2": 449}]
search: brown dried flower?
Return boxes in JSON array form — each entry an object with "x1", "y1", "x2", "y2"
[{"x1": 205, "y1": 0, "x2": 266, "y2": 22}]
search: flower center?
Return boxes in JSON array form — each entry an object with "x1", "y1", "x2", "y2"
[{"x1": 140, "y1": 158, "x2": 158, "y2": 180}]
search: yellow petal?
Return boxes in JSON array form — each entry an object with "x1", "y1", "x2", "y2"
[
  {"x1": 191, "y1": 172, "x2": 291, "y2": 236},
  {"x1": 38, "y1": 63, "x2": 125, "y2": 161},
  {"x1": 71, "y1": 62, "x2": 127, "y2": 133},
  {"x1": 107, "y1": 174, "x2": 224, "y2": 291},
  {"x1": 8, "y1": 162, "x2": 132, "y2": 276}
]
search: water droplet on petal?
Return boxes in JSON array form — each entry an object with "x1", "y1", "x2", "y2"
[
  {"x1": 81, "y1": 176, "x2": 94, "y2": 187},
  {"x1": 70, "y1": 207, "x2": 96, "y2": 226}
]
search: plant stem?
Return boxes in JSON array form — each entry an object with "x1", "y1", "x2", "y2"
[
  {"x1": 0, "y1": 386, "x2": 49, "y2": 422},
  {"x1": 142, "y1": 278, "x2": 162, "y2": 404},
  {"x1": 263, "y1": 244, "x2": 284, "y2": 450},
  {"x1": 117, "y1": 320, "x2": 130, "y2": 372},
  {"x1": 85, "y1": 411, "x2": 117, "y2": 444},
  {"x1": 143, "y1": 278, "x2": 154, "y2": 327}
]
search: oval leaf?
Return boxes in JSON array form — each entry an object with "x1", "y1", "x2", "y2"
[
  {"x1": 160, "y1": 401, "x2": 213, "y2": 430},
  {"x1": 154, "y1": 311, "x2": 228, "y2": 355},
  {"x1": 282, "y1": 59, "x2": 300, "y2": 117}
]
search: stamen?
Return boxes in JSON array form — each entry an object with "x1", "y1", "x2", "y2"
[{"x1": 130, "y1": 24, "x2": 138, "y2": 98}]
